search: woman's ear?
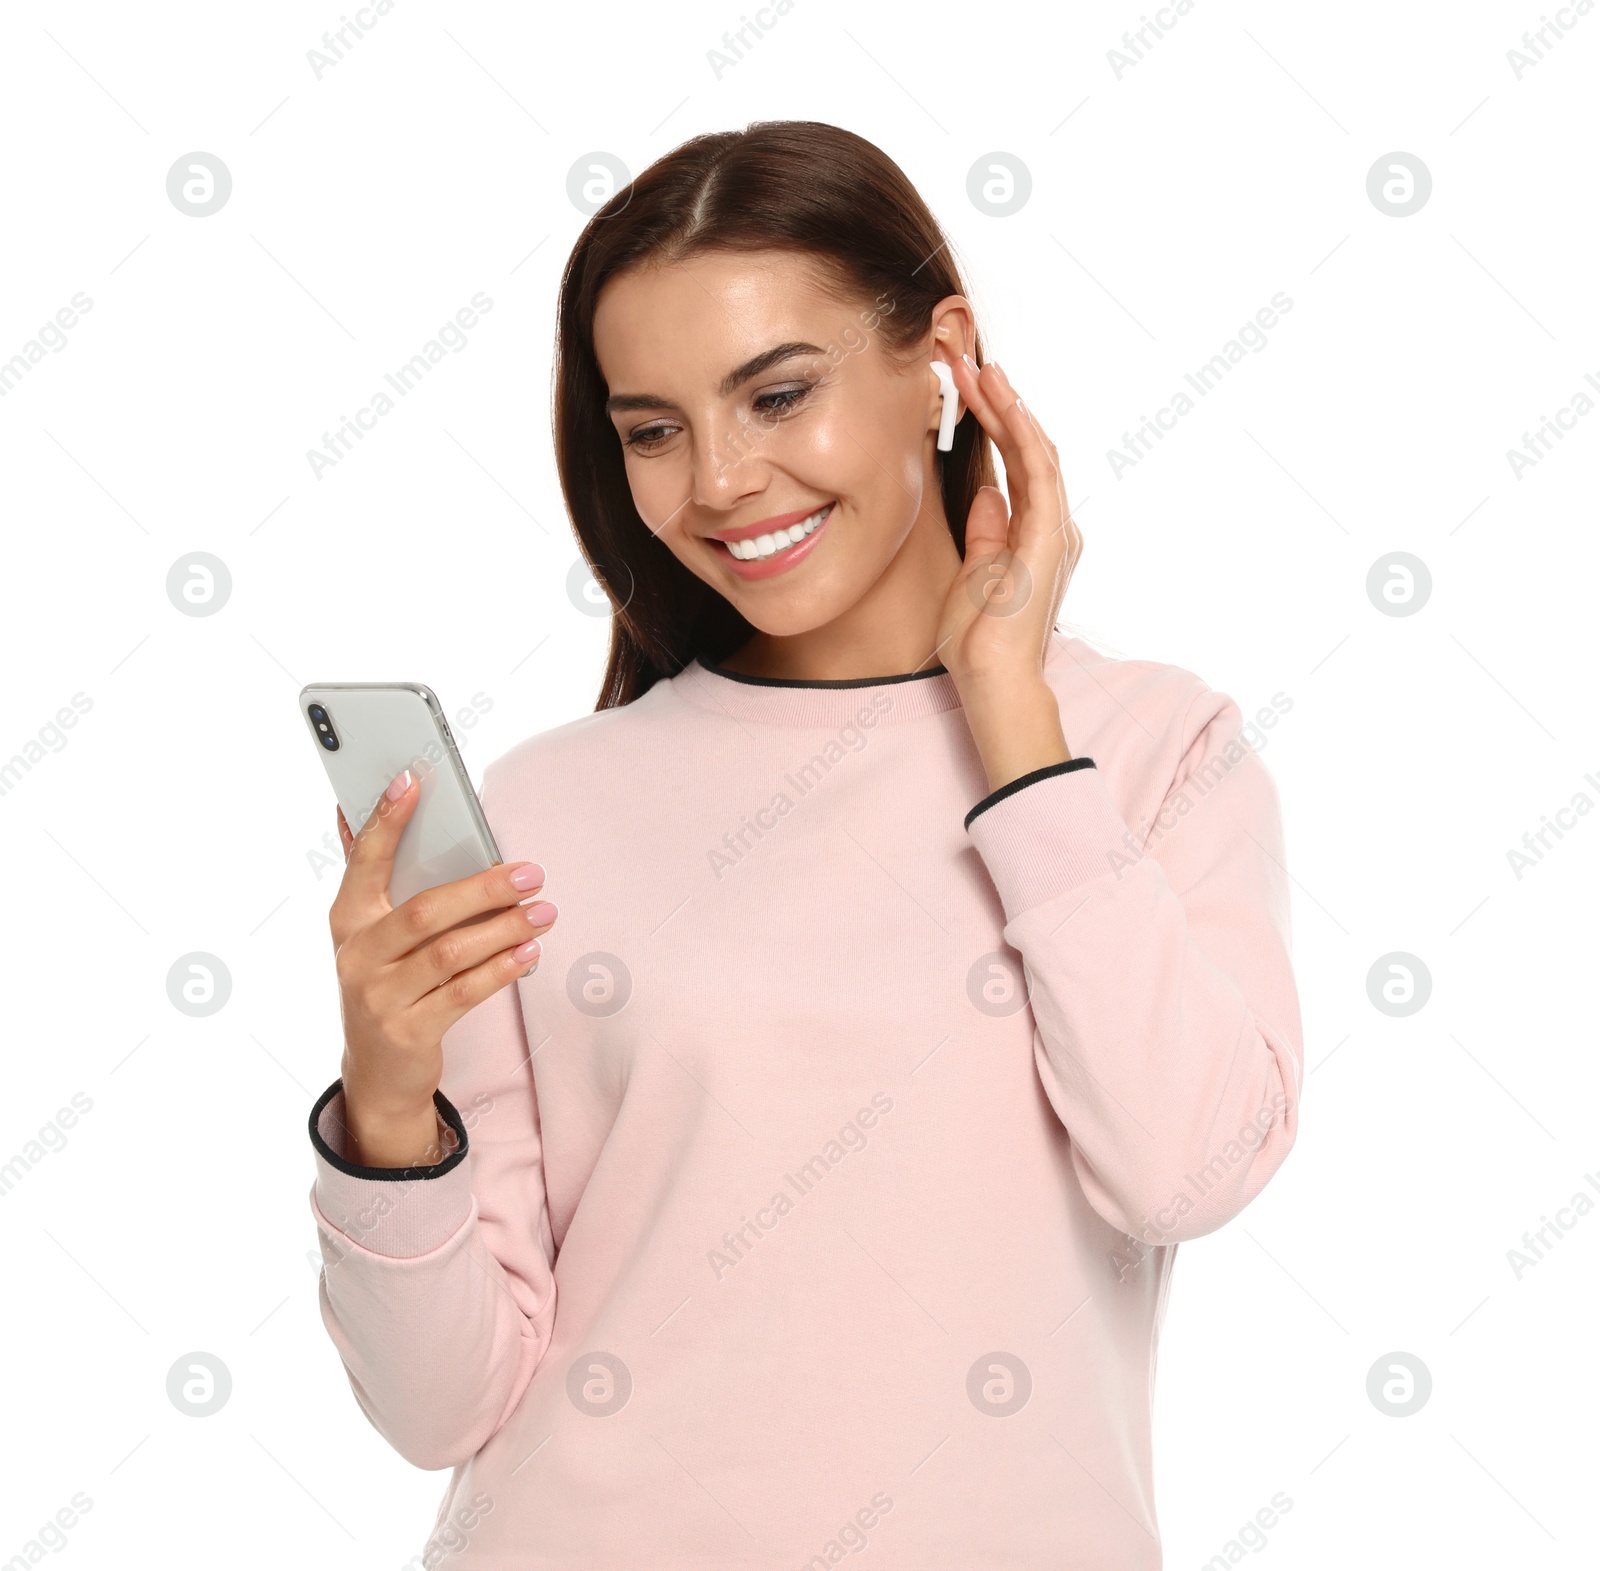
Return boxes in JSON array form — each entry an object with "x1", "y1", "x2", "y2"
[{"x1": 929, "y1": 296, "x2": 976, "y2": 366}]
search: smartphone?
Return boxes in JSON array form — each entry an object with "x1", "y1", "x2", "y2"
[{"x1": 299, "y1": 682, "x2": 501, "y2": 905}]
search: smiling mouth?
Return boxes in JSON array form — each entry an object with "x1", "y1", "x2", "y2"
[{"x1": 717, "y1": 502, "x2": 833, "y2": 561}]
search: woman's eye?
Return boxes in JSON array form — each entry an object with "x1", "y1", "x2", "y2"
[
  {"x1": 625, "y1": 423, "x2": 678, "y2": 451},
  {"x1": 622, "y1": 385, "x2": 812, "y2": 451},
  {"x1": 752, "y1": 384, "x2": 811, "y2": 419}
]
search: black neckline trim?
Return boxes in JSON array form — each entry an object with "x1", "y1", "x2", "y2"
[
  {"x1": 309, "y1": 1078, "x2": 468, "y2": 1181},
  {"x1": 694, "y1": 654, "x2": 950, "y2": 691},
  {"x1": 964, "y1": 757, "x2": 1096, "y2": 831}
]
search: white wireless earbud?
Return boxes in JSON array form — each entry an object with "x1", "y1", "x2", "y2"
[{"x1": 930, "y1": 361, "x2": 959, "y2": 452}]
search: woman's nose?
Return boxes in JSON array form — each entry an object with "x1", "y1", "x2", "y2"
[{"x1": 691, "y1": 415, "x2": 767, "y2": 506}]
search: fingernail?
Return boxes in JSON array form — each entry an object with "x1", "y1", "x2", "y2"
[
  {"x1": 509, "y1": 863, "x2": 546, "y2": 890},
  {"x1": 989, "y1": 360, "x2": 1005, "y2": 377},
  {"x1": 513, "y1": 937, "x2": 542, "y2": 962},
  {"x1": 522, "y1": 901, "x2": 558, "y2": 927},
  {"x1": 961, "y1": 353, "x2": 978, "y2": 372},
  {"x1": 385, "y1": 769, "x2": 412, "y2": 801}
]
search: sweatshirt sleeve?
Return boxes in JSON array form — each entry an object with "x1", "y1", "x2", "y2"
[
  {"x1": 307, "y1": 888, "x2": 558, "y2": 1471},
  {"x1": 963, "y1": 684, "x2": 1303, "y2": 1245}
]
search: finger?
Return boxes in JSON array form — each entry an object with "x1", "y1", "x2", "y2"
[
  {"x1": 947, "y1": 363, "x2": 1024, "y2": 486},
  {"x1": 336, "y1": 805, "x2": 354, "y2": 861},
  {"x1": 969, "y1": 368, "x2": 1079, "y2": 635},
  {"x1": 951, "y1": 356, "x2": 1028, "y2": 502},
  {"x1": 1015, "y1": 399, "x2": 1075, "y2": 549},
  {"x1": 407, "y1": 924, "x2": 551, "y2": 1044},
  {"x1": 336, "y1": 768, "x2": 423, "y2": 913},
  {"x1": 366, "y1": 858, "x2": 550, "y2": 972},
  {"x1": 387, "y1": 893, "x2": 558, "y2": 1016},
  {"x1": 978, "y1": 376, "x2": 1079, "y2": 604},
  {"x1": 980, "y1": 365, "x2": 1064, "y2": 555},
  {"x1": 962, "y1": 484, "x2": 1011, "y2": 560},
  {"x1": 958, "y1": 362, "x2": 1059, "y2": 553},
  {"x1": 1018, "y1": 406, "x2": 1076, "y2": 563}
]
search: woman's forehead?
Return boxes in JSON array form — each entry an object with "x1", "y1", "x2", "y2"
[{"x1": 594, "y1": 254, "x2": 866, "y2": 388}]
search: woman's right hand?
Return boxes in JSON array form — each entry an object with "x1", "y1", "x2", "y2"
[{"x1": 327, "y1": 770, "x2": 557, "y2": 1169}]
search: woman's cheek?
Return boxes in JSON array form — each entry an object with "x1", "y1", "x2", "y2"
[
  {"x1": 786, "y1": 410, "x2": 866, "y2": 493},
  {"x1": 822, "y1": 391, "x2": 917, "y2": 482},
  {"x1": 627, "y1": 462, "x2": 684, "y2": 534}
]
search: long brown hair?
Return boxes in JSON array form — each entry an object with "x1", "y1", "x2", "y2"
[{"x1": 553, "y1": 120, "x2": 997, "y2": 709}]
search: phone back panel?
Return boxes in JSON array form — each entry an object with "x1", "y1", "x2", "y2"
[{"x1": 300, "y1": 683, "x2": 501, "y2": 906}]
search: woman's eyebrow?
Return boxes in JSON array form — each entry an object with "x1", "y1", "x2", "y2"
[
  {"x1": 604, "y1": 341, "x2": 824, "y2": 415},
  {"x1": 717, "y1": 341, "x2": 823, "y2": 395}
]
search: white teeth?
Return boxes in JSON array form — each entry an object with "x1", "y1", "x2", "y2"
[{"x1": 726, "y1": 504, "x2": 831, "y2": 560}]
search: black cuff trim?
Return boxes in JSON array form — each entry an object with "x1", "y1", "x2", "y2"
[
  {"x1": 308, "y1": 1078, "x2": 469, "y2": 1182},
  {"x1": 964, "y1": 757, "x2": 1096, "y2": 831}
]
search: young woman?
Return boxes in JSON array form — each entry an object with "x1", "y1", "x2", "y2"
[{"x1": 307, "y1": 120, "x2": 1303, "y2": 1568}]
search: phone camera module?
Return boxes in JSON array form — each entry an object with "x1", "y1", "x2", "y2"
[{"x1": 309, "y1": 703, "x2": 341, "y2": 751}]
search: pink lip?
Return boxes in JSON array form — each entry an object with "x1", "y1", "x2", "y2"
[{"x1": 715, "y1": 503, "x2": 833, "y2": 581}]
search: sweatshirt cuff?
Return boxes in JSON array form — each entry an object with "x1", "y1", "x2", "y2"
[
  {"x1": 965, "y1": 759, "x2": 1141, "y2": 922},
  {"x1": 307, "y1": 1079, "x2": 475, "y2": 1259}
]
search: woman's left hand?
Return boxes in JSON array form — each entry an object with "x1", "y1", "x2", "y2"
[{"x1": 934, "y1": 356, "x2": 1082, "y2": 692}]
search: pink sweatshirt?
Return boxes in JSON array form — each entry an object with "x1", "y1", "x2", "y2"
[{"x1": 307, "y1": 631, "x2": 1303, "y2": 1569}]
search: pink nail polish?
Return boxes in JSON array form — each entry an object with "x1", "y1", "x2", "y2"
[
  {"x1": 385, "y1": 769, "x2": 412, "y2": 801},
  {"x1": 513, "y1": 937, "x2": 542, "y2": 962},
  {"x1": 962, "y1": 353, "x2": 978, "y2": 372},
  {"x1": 522, "y1": 901, "x2": 558, "y2": 927},
  {"x1": 509, "y1": 863, "x2": 546, "y2": 890}
]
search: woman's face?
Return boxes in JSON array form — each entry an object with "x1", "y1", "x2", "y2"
[{"x1": 592, "y1": 249, "x2": 969, "y2": 647}]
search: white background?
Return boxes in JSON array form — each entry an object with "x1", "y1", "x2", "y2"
[{"x1": 1, "y1": 0, "x2": 1596, "y2": 1566}]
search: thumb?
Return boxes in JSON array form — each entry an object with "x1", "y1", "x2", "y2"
[
  {"x1": 342, "y1": 768, "x2": 420, "y2": 908},
  {"x1": 962, "y1": 485, "x2": 1011, "y2": 563}
]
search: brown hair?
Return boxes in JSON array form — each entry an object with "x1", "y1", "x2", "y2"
[{"x1": 553, "y1": 120, "x2": 996, "y2": 709}]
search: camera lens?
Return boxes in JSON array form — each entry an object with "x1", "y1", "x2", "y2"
[{"x1": 310, "y1": 702, "x2": 340, "y2": 751}]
